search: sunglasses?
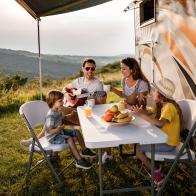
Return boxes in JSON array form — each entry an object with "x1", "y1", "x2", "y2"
[{"x1": 85, "y1": 67, "x2": 96, "y2": 71}]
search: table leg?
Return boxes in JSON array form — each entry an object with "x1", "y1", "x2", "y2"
[
  {"x1": 151, "y1": 144, "x2": 155, "y2": 196},
  {"x1": 98, "y1": 148, "x2": 103, "y2": 196}
]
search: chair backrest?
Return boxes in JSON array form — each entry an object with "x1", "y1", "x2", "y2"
[
  {"x1": 177, "y1": 99, "x2": 196, "y2": 131},
  {"x1": 19, "y1": 100, "x2": 49, "y2": 129}
]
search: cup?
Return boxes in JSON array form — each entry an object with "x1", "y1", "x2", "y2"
[
  {"x1": 118, "y1": 101, "x2": 127, "y2": 111},
  {"x1": 85, "y1": 99, "x2": 95, "y2": 108},
  {"x1": 84, "y1": 105, "x2": 92, "y2": 117},
  {"x1": 103, "y1": 84, "x2": 111, "y2": 92}
]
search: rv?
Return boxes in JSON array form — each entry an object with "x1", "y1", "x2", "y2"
[{"x1": 125, "y1": 0, "x2": 196, "y2": 100}]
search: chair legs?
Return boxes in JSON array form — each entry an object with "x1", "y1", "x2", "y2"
[
  {"x1": 25, "y1": 148, "x2": 34, "y2": 184},
  {"x1": 42, "y1": 151, "x2": 63, "y2": 186},
  {"x1": 186, "y1": 147, "x2": 196, "y2": 178},
  {"x1": 25, "y1": 141, "x2": 63, "y2": 186}
]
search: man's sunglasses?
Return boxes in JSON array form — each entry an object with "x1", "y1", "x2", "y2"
[{"x1": 85, "y1": 67, "x2": 96, "y2": 71}]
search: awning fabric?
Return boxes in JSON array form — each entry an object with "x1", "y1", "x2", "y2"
[{"x1": 16, "y1": 0, "x2": 112, "y2": 19}]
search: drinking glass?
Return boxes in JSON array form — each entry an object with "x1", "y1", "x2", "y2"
[{"x1": 84, "y1": 104, "x2": 92, "y2": 117}]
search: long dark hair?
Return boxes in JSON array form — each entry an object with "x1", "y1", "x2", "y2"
[{"x1": 121, "y1": 57, "x2": 150, "y2": 91}]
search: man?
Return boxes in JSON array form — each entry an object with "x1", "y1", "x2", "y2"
[{"x1": 20, "y1": 58, "x2": 106, "y2": 147}]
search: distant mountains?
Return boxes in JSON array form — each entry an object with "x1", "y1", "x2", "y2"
[{"x1": 0, "y1": 48, "x2": 127, "y2": 79}]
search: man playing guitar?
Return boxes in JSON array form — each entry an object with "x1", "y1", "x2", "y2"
[
  {"x1": 20, "y1": 58, "x2": 107, "y2": 147},
  {"x1": 62, "y1": 58, "x2": 106, "y2": 125}
]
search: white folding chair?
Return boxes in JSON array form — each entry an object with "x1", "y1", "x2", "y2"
[
  {"x1": 145, "y1": 99, "x2": 196, "y2": 195},
  {"x1": 19, "y1": 100, "x2": 70, "y2": 186}
]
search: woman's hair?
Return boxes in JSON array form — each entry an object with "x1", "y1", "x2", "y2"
[
  {"x1": 82, "y1": 58, "x2": 96, "y2": 67},
  {"x1": 121, "y1": 57, "x2": 150, "y2": 91},
  {"x1": 155, "y1": 92, "x2": 183, "y2": 130},
  {"x1": 46, "y1": 90, "x2": 64, "y2": 108}
]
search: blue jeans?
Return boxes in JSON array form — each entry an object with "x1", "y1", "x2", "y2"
[
  {"x1": 49, "y1": 129, "x2": 77, "y2": 144},
  {"x1": 141, "y1": 143, "x2": 176, "y2": 152}
]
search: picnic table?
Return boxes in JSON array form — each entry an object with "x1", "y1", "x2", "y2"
[{"x1": 77, "y1": 103, "x2": 168, "y2": 195}]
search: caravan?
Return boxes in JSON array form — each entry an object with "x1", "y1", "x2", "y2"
[{"x1": 125, "y1": 0, "x2": 196, "y2": 100}]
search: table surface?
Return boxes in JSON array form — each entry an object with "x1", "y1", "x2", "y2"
[{"x1": 77, "y1": 103, "x2": 168, "y2": 149}]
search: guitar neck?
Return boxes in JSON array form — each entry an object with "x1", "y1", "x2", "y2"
[
  {"x1": 76, "y1": 91, "x2": 106, "y2": 99},
  {"x1": 76, "y1": 92, "x2": 92, "y2": 99}
]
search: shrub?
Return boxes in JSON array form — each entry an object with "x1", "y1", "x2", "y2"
[{"x1": 0, "y1": 74, "x2": 28, "y2": 92}]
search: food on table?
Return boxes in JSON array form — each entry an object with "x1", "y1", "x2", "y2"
[
  {"x1": 110, "y1": 105, "x2": 118, "y2": 113},
  {"x1": 103, "y1": 105, "x2": 132, "y2": 123},
  {"x1": 118, "y1": 102, "x2": 126, "y2": 110}
]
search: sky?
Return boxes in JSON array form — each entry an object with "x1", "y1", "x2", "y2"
[{"x1": 0, "y1": 0, "x2": 135, "y2": 56}]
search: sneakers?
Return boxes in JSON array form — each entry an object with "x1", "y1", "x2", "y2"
[
  {"x1": 20, "y1": 138, "x2": 33, "y2": 147},
  {"x1": 101, "y1": 152, "x2": 113, "y2": 164},
  {"x1": 76, "y1": 158, "x2": 92, "y2": 169},
  {"x1": 154, "y1": 170, "x2": 165, "y2": 186},
  {"x1": 81, "y1": 148, "x2": 96, "y2": 158}
]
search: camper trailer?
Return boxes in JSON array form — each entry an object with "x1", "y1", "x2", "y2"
[{"x1": 125, "y1": 0, "x2": 196, "y2": 100}]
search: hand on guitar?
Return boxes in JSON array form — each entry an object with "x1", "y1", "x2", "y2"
[
  {"x1": 63, "y1": 87, "x2": 106, "y2": 107},
  {"x1": 64, "y1": 92, "x2": 73, "y2": 102}
]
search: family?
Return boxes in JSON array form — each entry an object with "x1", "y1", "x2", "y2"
[{"x1": 20, "y1": 57, "x2": 182, "y2": 185}]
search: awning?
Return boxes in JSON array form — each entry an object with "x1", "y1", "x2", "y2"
[{"x1": 16, "y1": 0, "x2": 112, "y2": 19}]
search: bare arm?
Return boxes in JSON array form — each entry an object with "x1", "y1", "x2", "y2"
[
  {"x1": 110, "y1": 86, "x2": 123, "y2": 97},
  {"x1": 129, "y1": 105, "x2": 168, "y2": 128},
  {"x1": 47, "y1": 125, "x2": 64, "y2": 135},
  {"x1": 137, "y1": 91, "x2": 148, "y2": 108}
]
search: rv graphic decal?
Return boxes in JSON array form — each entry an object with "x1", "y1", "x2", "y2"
[{"x1": 130, "y1": 0, "x2": 196, "y2": 100}]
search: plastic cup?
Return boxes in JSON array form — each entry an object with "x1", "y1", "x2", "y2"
[
  {"x1": 103, "y1": 84, "x2": 111, "y2": 92},
  {"x1": 84, "y1": 105, "x2": 92, "y2": 117},
  {"x1": 118, "y1": 101, "x2": 127, "y2": 111}
]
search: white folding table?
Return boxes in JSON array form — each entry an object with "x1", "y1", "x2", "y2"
[{"x1": 77, "y1": 103, "x2": 168, "y2": 196}]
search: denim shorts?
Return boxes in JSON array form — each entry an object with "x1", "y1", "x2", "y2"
[
  {"x1": 141, "y1": 143, "x2": 176, "y2": 153},
  {"x1": 49, "y1": 129, "x2": 77, "y2": 144}
]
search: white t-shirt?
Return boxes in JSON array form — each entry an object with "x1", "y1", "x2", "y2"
[
  {"x1": 122, "y1": 79, "x2": 149, "y2": 96},
  {"x1": 67, "y1": 77, "x2": 104, "y2": 92}
]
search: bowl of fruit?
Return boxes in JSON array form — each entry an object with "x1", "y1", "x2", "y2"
[{"x1": 102, "y1": 104, "x2": 134, "y2": 126}]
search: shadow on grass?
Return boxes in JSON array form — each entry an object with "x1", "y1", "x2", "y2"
[
  {"x1": 0, "y1": 102, "x2": 22, "y2": 116},
  {"x1": 19, "y1": 159, "x2": 71, "y2": 195}
]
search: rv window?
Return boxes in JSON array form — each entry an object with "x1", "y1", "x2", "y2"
[{"x1": 140, "y1": 0, "x2": 155, "y2": 26}]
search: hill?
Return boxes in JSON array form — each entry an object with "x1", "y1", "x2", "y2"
[{"x1": 0, "y1": 48, "x2": 126, "y2": 79}]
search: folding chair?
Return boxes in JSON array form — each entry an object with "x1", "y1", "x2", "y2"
[
  {"x1": 19, "y1": 100, "x2": 70, "y2": 186},
  {"x1": 144, "y1": 99, "x2": 196, "y2": 195}
]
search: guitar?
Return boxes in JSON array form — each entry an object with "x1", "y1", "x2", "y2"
[{"x1": 63, "y1": 88, "x2": 107, "y2": 108}]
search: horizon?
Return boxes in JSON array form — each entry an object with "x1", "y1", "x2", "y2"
[
  {"x1": 0, "y1": 0, "x2": 135, "y2": 56},
  {"x1": 0, "y1": 47, "x2": 130, "y2": 57}
]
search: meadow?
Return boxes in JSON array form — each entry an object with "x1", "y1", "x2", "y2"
[{"x1": 0, "y1": 62, "x2": 196, "y2": 195}]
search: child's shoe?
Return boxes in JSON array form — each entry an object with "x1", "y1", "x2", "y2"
[
  {"x1": 20, "y1": 138, "x2": 33, "y2": 147},
  {"x1": 154, "y1": 169, "x2": 165, "y2": 186},
  {"x1": 76, "y1": 158, "x2": 92, "y2": 169},
  {"x1": 81, "y1": 148, "x2": 96, "y2": 158},
  {"x1": 101, "y1": 152, "x2": 113, "y2": 164}
]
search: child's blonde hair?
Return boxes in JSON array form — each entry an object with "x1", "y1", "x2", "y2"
[{"x1": 46, "y1": 90, "x2": 64, "y2": 108}]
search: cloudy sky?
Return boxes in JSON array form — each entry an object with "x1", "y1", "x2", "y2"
[{"x1": 0, "y1": 0, "x2": 135, "y2": 56}]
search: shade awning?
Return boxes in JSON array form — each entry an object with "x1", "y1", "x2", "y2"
[{"x1": 16, "y1": 0, "x2": 112, "y2": 19}]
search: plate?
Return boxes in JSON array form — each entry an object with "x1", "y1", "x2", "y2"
[{"x1": 102, "y1": 116, "x2": 135, "y2": 126}]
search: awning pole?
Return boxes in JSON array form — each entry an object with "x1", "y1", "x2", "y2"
[{"x1": 37, "y1": 18, "x2": 42, "y2": 100}]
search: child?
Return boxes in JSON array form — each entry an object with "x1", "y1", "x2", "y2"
[
  {"x1": 45, "y1": 90, "x2": 96, "y2": 169},
  {"x1": 128, "y1": 78, "x2": 183, "y2": 185}
]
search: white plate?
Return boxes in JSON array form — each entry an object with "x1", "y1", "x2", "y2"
[{"x1": 102, "y1": 116, "x2": 135, "y2": 126}]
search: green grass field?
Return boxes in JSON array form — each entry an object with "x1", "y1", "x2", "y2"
[{"x1": 0, "y1": 65, "x2": 196, "y2": 195}]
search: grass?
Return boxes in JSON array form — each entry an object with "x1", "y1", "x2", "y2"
[
  {"x1": 0, "y1": 112, "x2": 196, "y2": 195},
  {"x1": 0, "y1": 66, "x2": 196, "y2": 195}
]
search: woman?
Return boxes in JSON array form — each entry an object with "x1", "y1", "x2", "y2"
[
  {"x1": 101, "y1": 57, "x2": 151, "y2": 164},
  {"x1": 111, "y1": 57, "x2": 150, "y2": 108}
]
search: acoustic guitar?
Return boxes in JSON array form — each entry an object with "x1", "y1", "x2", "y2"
[{"x1": 64, "y1": 88, "x2": 106, "y2": 108}]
